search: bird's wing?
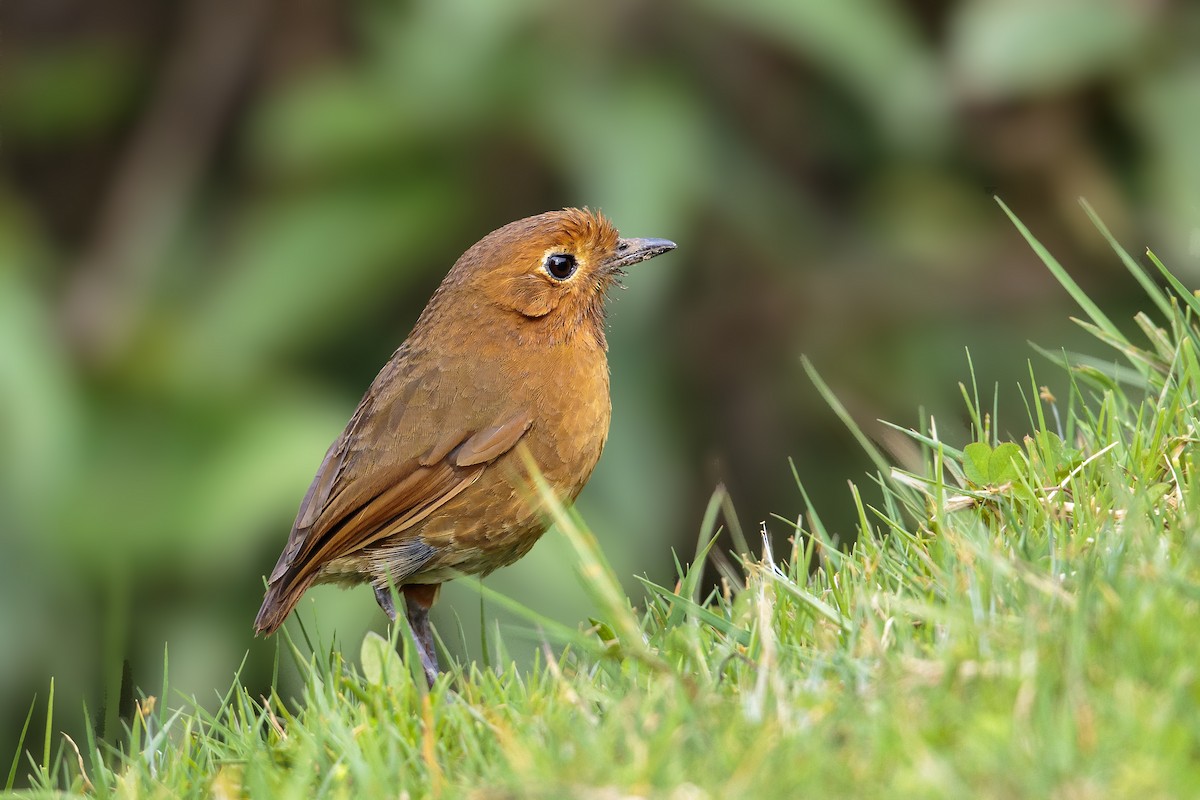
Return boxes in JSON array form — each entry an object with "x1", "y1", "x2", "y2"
[
  {"x1": 253, "y1": 344, "x2": 535, "y2": 635},
  {"x1": 268, "y1": 386, "x2": 533, "y2": 589},
  {"x1": 290, "y1": 408, "x2": 533, "y2": 579}
]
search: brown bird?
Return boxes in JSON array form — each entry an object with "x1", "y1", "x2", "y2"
[{"x1": 254, "y1": 208, "x2": 675, "y2": 684}]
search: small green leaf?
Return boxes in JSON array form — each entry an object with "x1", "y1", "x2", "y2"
[
  {"x1": 963, "y1": 442, "x2": 994, "y2": 485},
  {"x1": 360, "y1": 631, "x2": 403, "y2": 685},
  {"x1": 964, "y1": 441, "x2": 1024, "y2": 486},
  {"x1": 989, "y1": 443, "x2": 1025, "y2": 484}
]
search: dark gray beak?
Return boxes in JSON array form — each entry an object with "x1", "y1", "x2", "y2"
[{"x1": 605, "y1": 237, "x2": 677, "y2": 271}]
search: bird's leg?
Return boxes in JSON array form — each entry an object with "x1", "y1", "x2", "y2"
[
  {"x1": 402, "y1": 583, "x2": 441, "y2": 687},
  {"x1": 373, "y1": 583, "x2": 398, "y2": 622},
  {"x1": 373, "y1": 582, "x2": 439, "y2": 686}
]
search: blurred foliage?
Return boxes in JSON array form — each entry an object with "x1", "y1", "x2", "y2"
[{"x1": 2, "y1": 0, "x2": 1198, "y2": 769}]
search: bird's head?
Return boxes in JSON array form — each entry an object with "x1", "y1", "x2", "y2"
[{"x1": 436, "y1": 208, "x2": 675, "y2": 347}]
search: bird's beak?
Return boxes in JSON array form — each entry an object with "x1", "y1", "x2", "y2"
[{"x1": 604, "y1": 237, "x2": 677, "y2": 271}]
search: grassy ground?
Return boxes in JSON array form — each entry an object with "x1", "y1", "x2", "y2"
[{"x1": 10, "y1": 203, "x2": 1200, "y2": 798}]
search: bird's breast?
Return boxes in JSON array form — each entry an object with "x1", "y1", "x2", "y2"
[
  {"x1": 357, "y1": 327, "x2": 613, "y2": 581},
  {"x1": 521, "y1": 337, "x2": 611, "y2": 494}
]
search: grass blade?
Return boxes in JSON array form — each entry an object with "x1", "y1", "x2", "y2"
[
  {"x1": 5, "y1": 694, "x2": 38, "y2": 790},
  {"x1": 1079, "y1": 198, "x2": 1171, "y2": 318},
  {"x1": 996, "y1": 197, "x2": 1129, "y2": 349}
]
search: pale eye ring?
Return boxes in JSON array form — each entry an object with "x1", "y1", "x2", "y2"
[{"x1": 544, "y1": 253, "x2": 577, "y2": 281}]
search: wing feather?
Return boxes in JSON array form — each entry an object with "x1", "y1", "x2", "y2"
[{"x1": 455, "y1": 410, "x2": 534, "y2": 467}]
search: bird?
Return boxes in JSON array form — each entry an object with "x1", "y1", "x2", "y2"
[{"x1": 253, "y1": 208, "x2": 676, "y2": 685}]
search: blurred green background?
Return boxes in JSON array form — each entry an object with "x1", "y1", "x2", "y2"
[{"x1": 3, "y1": 0, "x2": 1198, "y2": 764}]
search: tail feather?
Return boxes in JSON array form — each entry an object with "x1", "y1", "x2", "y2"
[{"x1": 254, "y1": 573, "x2": 316, "y2": 635}]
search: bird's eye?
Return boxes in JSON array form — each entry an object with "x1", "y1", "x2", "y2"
[{"x1": 544, "y1": 253, "x2": 577, "y2": 281}]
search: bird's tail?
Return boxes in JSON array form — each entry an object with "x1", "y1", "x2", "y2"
[{"x1": 253, "y1": 573, "x2": 316, "y2": 635}]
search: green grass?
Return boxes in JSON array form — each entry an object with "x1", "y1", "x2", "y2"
[{"x1": 11, "y1": 203, "x2": 1200, "y2": 798}]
